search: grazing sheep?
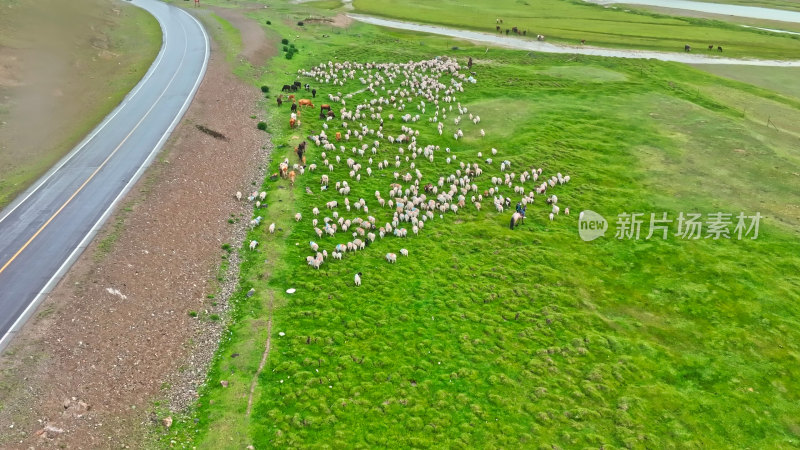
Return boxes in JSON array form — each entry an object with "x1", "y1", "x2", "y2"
[
  {"x1": 235, "y1": 191, "x2": 242, "y2": 201},
  {"x1": 249, "y1": 240, "x2": 258, "y2": 250},
  {"x1": 269, "y1": 223, "x2": 276, "y2": 233},
  {"x1": 295, "y1": 213, "x2": 302, "y2": 221},
  {"x1": 386, "y1": 253, "x2": 397, "y2": 263},
  {"x1": 354, "y1": 272, "x2": 362, "y2": 286},
  {"x1": 400, "y1": 248, "x2": 408, "y2": 257}
]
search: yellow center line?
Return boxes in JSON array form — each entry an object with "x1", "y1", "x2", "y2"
[
  {"x1": 0, "y1": 17, "x2": 191, "y2": 278},
  {"x1": 0, "y1": 90, "x2": 162, "y2": 276}
]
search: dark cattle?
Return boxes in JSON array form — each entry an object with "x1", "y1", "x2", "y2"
[
  {"x1": 290, "y1": 84, "x2": 298, "y2": 92},
  {"x1": 291, "y1": 103, "x2": 297, "y2": 113},
  {"x1": 297, "y1": 141, "x2": 306, "y2": 152},
  {"x1": 327, "y1": 110, "x2": 336, "y2": 119},
  {"x1": 684, "y1": 44, "x2": 691, "y2": 52},
  {"x1": 304, "y1": 83, "x2": 310, "y2": 91},
  {"x1": 281, "y1": 84, "x2": 292, "y2": 92},
  {"x1": 708, "y1": 44, "x2": 714, "y2": 50},
  {"x1": 581, "y1": 39, "x2": 586, "y2": 45},
  {"x1": 718, "y1": 46, "x2": 723, "y2": 52},
  {"x1": 496, "y1": 25, "x2": 501, "y2": 32},
  {"x1": 293, "y1": 81, "x2": 302, "y2": 88},
  {"x1": 277, "y1": 97, "x2": 283, "y2": 107},
  {"x1": 505, "y1": 29, "x2": 510, "y2": 35},
  {"x1": 512, "y1": 26, "x2": 518, "y2": 34},
  {"x1": 523, "y1": 30, "x2": 527, "y2": 36},
  {"x1": 468, "y1": 57, "x2": 473, "y2": 69},
  {"x1": 312, "y1": 89, "x2": 317, "y2": 98},
  {"x1": 319, "y1": 112, "x2": 326, "y2": 120}
]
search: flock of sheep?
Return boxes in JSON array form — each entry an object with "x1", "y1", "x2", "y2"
[{"x1": 245, "y1": 57, "x2": 574, "y2": 284}]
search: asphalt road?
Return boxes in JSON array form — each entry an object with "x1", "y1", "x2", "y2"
[{"x1": 0, "y1": 0, "x2": 209, "y2": 351}]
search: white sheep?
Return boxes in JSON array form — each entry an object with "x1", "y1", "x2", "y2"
[
  {"x1": 269, "y1": 223, "x2": 275, "y2": 233},
  {"x1": 385, "y1": 253, "x2": 397, "y2": 263},
  {"x1": 400, "y1": 248, "x2": 408, "y2": 257},
  {"x1": 249, "y1": 240, "x2": 258, "y2": 250},
  {"x1": 295, "y1": 213, "x2": 302, "y2": 221},
  {"x1": 354, "y1": 272, "x2": 362, "y2": 286}
]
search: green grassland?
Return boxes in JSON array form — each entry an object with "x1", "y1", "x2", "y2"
[
  {"x1": 352, "y1": 0, "x2": 800, "y2": 59},
  {"x1": 159, "y1": 1, "x2": 800, "y2": 448}
]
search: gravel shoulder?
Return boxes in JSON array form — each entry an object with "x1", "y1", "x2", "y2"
[{"x1": 0, "y1": 14, "x2": 273, "y2": 448}]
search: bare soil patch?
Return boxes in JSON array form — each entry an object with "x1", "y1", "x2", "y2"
[
  {"x1": 303, "y1": 14, "x2": 354, "y2": 28},
  {"x1": 0, "y1": 29, "x2": 272, "y2": 449},
  {"x1": 208, "y1": 5, "x2": 276, "y2": 67}
]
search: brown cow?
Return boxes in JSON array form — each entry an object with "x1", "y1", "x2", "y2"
[
  {"x1": 320, "y1": 104, "x2": 331, "y2": 112},
  {"x1": 335, "y1": 131, "x2": 342, "y2": 141},
  {"x1": 288, "y1": 170, "x2": 297, "y2": 186},
  {"x1": 298, "y1": 99, "x2": 314, "y2": 108},
  {"x1": 289, "y1": 118, "x2": 297, "y2": 128},
  {"x1": 288, "y1": 94, "x2": 296, "y2": 101}
]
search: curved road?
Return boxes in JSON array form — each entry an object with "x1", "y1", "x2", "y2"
[{"x1": 0, "y1": 0, "x2": 209, "y2": 351}]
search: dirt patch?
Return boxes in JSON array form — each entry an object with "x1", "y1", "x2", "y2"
[
  {"x1": 303, "y1": 14, "x2": 354, "y2": 28},
  {"x1": 208, "y1": 5, "x2": 275, "y2": 67},
  {"x1": 0, "y1": 29, "x2": 271, "y2": 450}
]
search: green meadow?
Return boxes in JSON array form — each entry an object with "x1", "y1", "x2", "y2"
[
  {"x1": 352, "y1": 0, "x2": 800, "y2": 59},
  {"x1": 159, "y1": 1, "x2": 800, "y2": 448}
]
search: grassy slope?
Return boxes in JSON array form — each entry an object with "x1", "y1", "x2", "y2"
[
  {"x1": 352, "y1": 0, "x2": 800, "y2": 59},
  {"x1": 158, "y1": 2, "x2": 800, "y2": 448},
  {"x1": 693, "y1": 65, "x2": 800, "y2": 101},
  {"x1": 0, "y1": 0, "x2": 161, "y2": 208}
]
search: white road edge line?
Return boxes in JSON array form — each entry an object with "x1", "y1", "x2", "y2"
[
  {"x1": 0, "y1": 2, "x2": 210, "y2": 353},
  {"x1": 0, "y1": 13, "x2": 170, "y2": 226}
]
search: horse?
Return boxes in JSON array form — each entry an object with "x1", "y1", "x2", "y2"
[{"x1": 509, "y1": 212, "x2": 524, "y2": 230}]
